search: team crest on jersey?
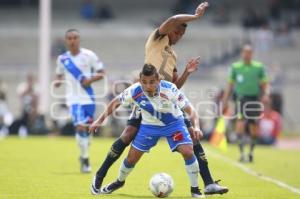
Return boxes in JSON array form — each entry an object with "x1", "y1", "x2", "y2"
[
  {"x1": 178, "y1": 94, "x2": 184, "y2": 101},
  {"x1": 140, "y1": 100, "x2": 147, "y2": 106},
  {"x1": 120, "y1": 90, "x2": 129, "y2": 103}
]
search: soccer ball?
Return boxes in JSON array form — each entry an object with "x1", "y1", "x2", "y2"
[{"x1": 149, "y1": 173, "x2": 174, "y2": 198}]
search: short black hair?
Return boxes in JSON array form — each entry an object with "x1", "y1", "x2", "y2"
[
  {"x1": 65, "y1": 29, "x2": 79, "y2": 36},
  {"x1": 140, "y1": 64, "x2": 159, "y2": 79}
]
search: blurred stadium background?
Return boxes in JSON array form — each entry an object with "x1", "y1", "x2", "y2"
[{"x1": 0, "y1": 0, "x2": 300, "y2": 140}]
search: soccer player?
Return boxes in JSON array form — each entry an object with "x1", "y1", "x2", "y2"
[
  {"x1": 54, "y1": 29, "x2": 105, "y2": 173},
  {"x1": 222, "y1": 44, "x2": 269, "y2": 162},
  {"x1": 92, "y1": 1, "x2": 228, "y2": 195},
  {"x1": 90, "y1": 65, "x2": 204, "y2": 198}
]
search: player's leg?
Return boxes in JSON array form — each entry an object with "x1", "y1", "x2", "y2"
[
  {"x1": 236, "y1": 99, "x2": 247, "y2": 162},
  {"x1": 75, "y1": 124, "x2": 91, "y2": 173},
  {"x1": 93, "y1": 108, "x2": 141, "y2": 190},
  {"x1": 248, "y1": 121, "x2": 259, "y2": 162},
  {"x1": 236, "y1": 119, "x2": 246, "y2": 161},
  {"x1": 98, "y1": 127, "x2": 157, "y2": 195},
  {"x1": 167, "y1": 126, "x2": 203, "y2": 198},
  {"x1": 185, "y1": 119, "x2": 228, "y2": 195},
  {"x1": 245, "y1": 97, "x2": 262, "y2": 162},
  {"x1": 99, "y1": 146, "x2": 145, "y2": 194},
  {"x1": 177, "y1": 144, "x2": 203, "y2": 198},
  {"x1": 71, "y1": 104, "x2": 93, "y2": 173}
]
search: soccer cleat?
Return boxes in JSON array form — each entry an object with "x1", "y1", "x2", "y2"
[
  {"x1": 100, "y1": 180, "x2": 125, "y2": 194},
  {"x1": 204, "y1": 180, "x2": 229, "y2": 195},
  {"x1": 191, "y1": 187, "x2": 205, "y2": 198},
  {"x1": 90, "y1": 176, "x2": 101, "y2": 195},
  {"x1": 80, "y1": 157, "x2": 91, "y2": 173}
]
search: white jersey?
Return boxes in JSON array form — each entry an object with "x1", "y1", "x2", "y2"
[
  {"x1": 56, "y1": 48, "x2": 104, "y2": 106},
  {"x1": 118, "y1": 80, "x2": 189, "y2": 126}
]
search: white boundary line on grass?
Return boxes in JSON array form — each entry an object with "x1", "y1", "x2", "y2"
[{"x1": 206, "y1": 149, "x2": 300, "y2": 195}]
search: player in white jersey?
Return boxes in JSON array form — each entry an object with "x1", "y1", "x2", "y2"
[
  {"x1": 54, "y1": 29, "x2": 105, "y2": 173},
  {"x1": 90, "y1": 64, "x2": 204, "y2": 198}
]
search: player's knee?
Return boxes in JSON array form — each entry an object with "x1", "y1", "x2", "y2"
[
  {"x1": 120, "y1": 126, "x2": 138, "y2": 145},
  {"x1": 179, "y1": 146, "x2": 194, "y2": 159}
]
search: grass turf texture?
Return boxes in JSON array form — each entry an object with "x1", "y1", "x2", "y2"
[{"x1": 0, "y1": 136, "x2": 299, "y2": 199}]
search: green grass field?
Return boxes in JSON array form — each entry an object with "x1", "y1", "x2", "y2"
[{"x1": 0, "y1": 136, "x2": 299, "y2": 199}]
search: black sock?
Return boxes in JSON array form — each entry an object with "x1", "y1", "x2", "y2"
[
  {"x1": 193, "y1": 142, "x2": 214, "y2": 186},
  {"x1": 96, "y1": 138, "x2": 128, "y2": 179},
  {"x1": 250, "y1": 137, "x2": 257, "y2": 155}
]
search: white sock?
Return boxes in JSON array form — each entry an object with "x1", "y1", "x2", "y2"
[
  {"x1": 185, "y1": 156, "x2": 199, "y2": 188},
  {"x1": 118, "y1": 159, "x2": 135, "y2": 182},
  {"x1": 75, "y1": 133, "x2": 90, "y2": 158}
]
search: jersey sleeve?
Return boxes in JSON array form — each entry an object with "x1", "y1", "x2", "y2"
[
  {"x1": 170, "y1": 84, "x2": 190, "y2": 109},
  {"x1": 90, "y1": 52, "x2": 104, "y2": 71},
  {"x1": 259, "y1": 66, "x2": 268, "y2": 83},
  {"x1": 228, "y1": 66, "x2": 235, "y2": 83},
  {"x1": 118, "y1": 87, "x2": 134, "y2": 106},
  {"x1": 55, "y1": 56, "x2": 65, "y2": 75}
]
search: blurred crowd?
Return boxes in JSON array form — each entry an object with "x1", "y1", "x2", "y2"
[{"x1": 0, "y1": 68, "x2": 283, "y2": 146}]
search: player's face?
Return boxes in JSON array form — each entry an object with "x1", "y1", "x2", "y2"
[
  {"x1": 65, "y1": 31, "x2": 80, "y2": 51},
  {"x1": 140, "y1": 74, "x2": 159, "y2": 96},
  {"x1": 241, "y1": 46, "x2": 253, "y2": 63},
  {"x1": 168, "y1": 27, "x2": 185, "y2": 45}
]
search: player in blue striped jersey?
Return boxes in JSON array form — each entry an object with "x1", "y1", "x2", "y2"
[{"x1": 90, "y1": 64, "x2": 204, "y2": 198}]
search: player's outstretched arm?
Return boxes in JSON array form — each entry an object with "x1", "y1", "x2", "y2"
[
  {"x1": 89, "y1": 97, "x2": 121, "y2": 133},
  {"x1": 159, "y1": 2, "x2": 209, "y2": 35},
  {"x1": 183, "y1": 104, "x2": 203, "y2": 140}
]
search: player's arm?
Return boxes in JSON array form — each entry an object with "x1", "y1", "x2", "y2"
[
  {"x1": 89, "y1": 96, "x2": 121, "y2": 133},
  {"x1": 222, "y1": 65, "x2": 236, "y2": 107},
  {"x1": 173, "y1": 57, "x2": 200, "y2": 89},
  {"x1": 54, "y1": 74, "x2": 63, "y2": 88},
  {"x1": 158, "y1": 2, "x2": 208, "y2": 35},
  {"x1": 172, "y1": 84, "x2": 202, "y2": 140},
  {"x1": 183, "y1": 104, "x2": 203, "y2": 140},
  {"x1": 54, "y1": 56, "x2": 64, "y2": 88},
  {"x1": 82, "y1": 52, "x2": 106, "y2": 87},
  {"x1": 221, "y1": 82, "x2": 234, "y2": 114},
  {"x1": 81, "y1": 69, "x2": 106, "y2": 87},
  {"x1": 89, "y1": 86, "x2": 133, "y2": 133},
  {"x1": 260, "y1": 66, "x2": 270, "y2": 103}
]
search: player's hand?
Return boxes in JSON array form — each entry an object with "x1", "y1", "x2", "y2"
[
  {"x1": 89, "y1": 120, "x2": 101, "y2": 134},
  {"x1": 186, "y1": 57, "x2": 200, "y2": 74},
  {"x1": 54, "y1": 81, "x2": 61, "y2": 88},
  {"x1": 195, "y1": 2, "x2": 209, "y2": 18},
  {"x1": 81, "y1": 78, "x2": 92, "y2": 87},
  {"x1": 193, "y1": 128, "x2": 203, "y2": 141}
]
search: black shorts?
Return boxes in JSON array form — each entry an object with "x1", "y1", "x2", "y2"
[
  {"x1": 236, "y1": 96, "x2": 262, "y2": 123},
  {"x1": 127, "y1": 108, "x2": 193, "y2": 128}
]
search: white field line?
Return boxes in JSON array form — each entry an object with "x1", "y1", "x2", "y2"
[{"x1": 206, "y1": 149, "x2": 300, "y2": 195}]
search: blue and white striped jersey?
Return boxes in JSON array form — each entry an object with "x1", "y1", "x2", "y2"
[{"x1": 118, "y1": 80, "x2": 189, "y2": 126}]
